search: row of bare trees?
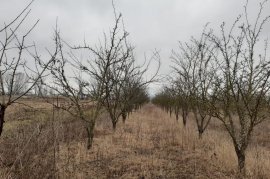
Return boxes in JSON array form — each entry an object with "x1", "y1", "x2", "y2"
[
  {"x1": 0, "y1": 1, "x2": 159, "y2": 151},
  {"x1": 152, "y1": 0, "x2": 270, "y2": 175},
  {"x1": 40, "y1": 10, "x2": 159, "y2": 149}
]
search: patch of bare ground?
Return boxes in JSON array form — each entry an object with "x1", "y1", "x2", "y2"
[{"x1": 0, "y1": 102, "x2": 269, "y2": 178}]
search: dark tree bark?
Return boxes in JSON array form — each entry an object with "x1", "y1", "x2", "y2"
[
  {"x1": 0, "y1": 105, "x2": 6, "y2": 136},
  {"x1": 122, "y1": 112, "x2": 127, "y2": 124},
  {"x1": 112, "y1": 121, "x2": 117, "y2": 131},
  {"x1": 86, "y1": 121, "x2": 95, "y2": 149},
  {"x1": 182, "y1": 109, "x2": 188, "y2": 127},
  {"x1": 235, "y1": 147, "x2": 246, "y2": 176},
  {"x1": 175, "y1": 109, "x2": 179, "y2": 121}
]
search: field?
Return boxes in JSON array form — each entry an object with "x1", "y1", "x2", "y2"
[{"x1": 0, "y1": 99, "x2": 269, "y2": 179}]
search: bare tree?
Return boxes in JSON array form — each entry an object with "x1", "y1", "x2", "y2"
[
  {"x1": 74, "y1": 6, "x2": 160, "y2": 130},
  {"x1": 171, "y1": 27, "x2": 217, "y2": 138},
  {"x1": 207, "y1": 0, "x2": 270, "y2": 174},
  {"x1": 37, "y1": 26, "x2": 103, "y2": 149},
  {"x1": 0, "y1": 1, "x2": 57, "y2": 136}
]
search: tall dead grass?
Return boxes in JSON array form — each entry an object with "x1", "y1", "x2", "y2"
[{"x1": 0, "y1": 102, "x2": 269, "y2": 178}]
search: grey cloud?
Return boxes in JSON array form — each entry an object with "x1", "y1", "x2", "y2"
[{"x1": 1, "y1": 0, "x2": 270, "y2": 94}]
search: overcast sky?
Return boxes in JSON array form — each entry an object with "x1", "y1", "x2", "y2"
[{"x1": 1, "y1": 0, "x2": 270, "y2": 95}]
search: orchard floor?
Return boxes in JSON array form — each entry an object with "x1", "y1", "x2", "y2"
[{"x1": 0, "y1": 102, "x2": 269, "y2": 178}]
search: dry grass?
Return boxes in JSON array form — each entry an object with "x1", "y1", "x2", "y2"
[{"x1": 0, "y1": 101, "x2": 269, "y2": 178}]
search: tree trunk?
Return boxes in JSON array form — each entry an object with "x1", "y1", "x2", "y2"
[
  {"x1": 122, "y1": 112, "x2": 127, "y2": 124},
  {"x1": 109, "y1": 113, "x2": 117, "y2": 131},
  {"x1": 0, "y1": 105, "x2": 6, "y2": 137},
  {"x1": 195, "y1": 114, "x2": 204, "y2": 140},
  {"x1": 198, "y1": 129, "x2": 203, "y2": 139},
  {"x1": 112, "y1": 121, "x2": 117, "y2": 131},
  {"x1": 86, "y1": 121, "x2": 95, "y2": 149},
  {"x1": 175, "y1": 112, "x2": 179, "y2": 121},
  {"x1": 236, "y1": 149, "x2": 246, "y2": 176},
  {"x1": 182, "y1": 110, "x2": 188, "y2": 127}
]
